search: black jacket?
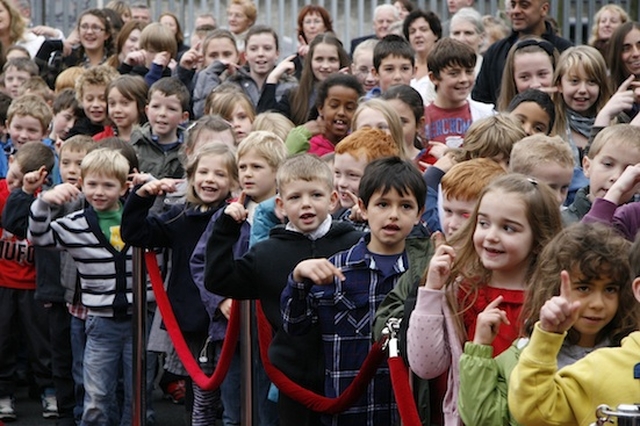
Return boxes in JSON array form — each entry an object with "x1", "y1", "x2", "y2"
[
  {"x1": 122, "y1": 191, "x2": 224, "y2": 334},
  {"x1": 204, "y1": 213, "x2": 362, "y2": 387},
  {"x1": 2, "y1": 188, "x2": 82, "y2": 302},
  {"x1": 472, "y1": 21, "x2": 572, "y2": 105}
]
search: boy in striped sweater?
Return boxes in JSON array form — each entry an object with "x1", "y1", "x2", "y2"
[{"x1": 28, "y1": 148, "x2": 152, "y2": 426}]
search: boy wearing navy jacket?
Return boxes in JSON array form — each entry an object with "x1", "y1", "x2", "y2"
[{"x1": 195, "y1": 154, "x2": 362, "y2": 426}]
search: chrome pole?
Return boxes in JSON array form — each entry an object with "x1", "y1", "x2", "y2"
[
  {"x1": 240, "y1": 299, "x2": 253, "y2": 426},
  {"x1": 132, "y1": 247, "x2": 147, "y2": 426}
]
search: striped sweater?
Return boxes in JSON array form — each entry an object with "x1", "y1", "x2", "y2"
[{"x1": 28, "y1": 197, "x2": 153, "y2": 318}]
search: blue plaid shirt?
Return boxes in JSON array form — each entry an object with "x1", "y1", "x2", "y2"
[{"x1": 281, "y1": 237, "x2": 408, "y2": 426}]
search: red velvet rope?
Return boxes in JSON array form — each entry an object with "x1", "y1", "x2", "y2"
[
  {"x1": 255, "y1": 300, "x2": 386, "y2": 414},
  {"x1": 144, "y1": 251, "x2": 240, "y2": 391},
  {"x1": 388, "y1": 356, "x2": 422, "y2": 426}
]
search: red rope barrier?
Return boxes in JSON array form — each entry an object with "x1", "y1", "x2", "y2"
[
  {"x1": 255, "y1": 300, "x2": 386, "y2": 414},
  {"x1": 144, "y1": 251, "x2": 240, "y2": 391},
  {"x1": 388, "y1": 356, "x2": 422, "y2": 426}
]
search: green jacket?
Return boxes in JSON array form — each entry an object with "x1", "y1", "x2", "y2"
[
  {"x1": 285, "y1": 125, "x2": 312, "y2": 155},
  {"x1": 458, "y1": 339, "x2": 526, "y2": 426},
  {"x1": 130, "y1": 123, "x2": 186, "y2": 179},
  {"x1": 373, "y1": 234, "x2": 434, "y2": 426}
]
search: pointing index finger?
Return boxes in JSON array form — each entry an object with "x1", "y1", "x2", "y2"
[
  {"x1": 236, "y1": 190, "x2": 247, "y2": 205},
  {"x1": 485, "y1": 295, "x2": 504, "y2": 311},
  {"x1": 345, "y1": 190, "x2": 359, "y2": 205},
  {"x1": 431, "y1": 231, "x2": 446, "y2": 249},
  {"x1": 619, "y1": 74, "x2": 636, "y2": 92},
  {"x1": 559, "y1": 270, "x2": 572, "y2": 300}
]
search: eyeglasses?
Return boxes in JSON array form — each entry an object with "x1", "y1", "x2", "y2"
[
  {"x1": 303, "y1": 18, "x2": 323, "y2": 26},
  {"x1": 79, "y1": 24, "x2": 105, "y2": 33},
  {"x1": 353, "y1": 66, "x2": 372, "y2": 77}
]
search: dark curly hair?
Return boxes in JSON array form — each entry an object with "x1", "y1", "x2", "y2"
[{"x1": 521, "y1": 223, "x2": 638, "y2": 346}]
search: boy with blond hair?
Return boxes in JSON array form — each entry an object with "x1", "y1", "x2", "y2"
[
  {"x1": 66, "y1": 65, "x2": 119, "y2": 140},
  {"x1": 192, "y1": 153, "x2": 362, "y2": 426},
  {"x1": 3, "y1": 135, "x2": 93, "y2": 423},
  {"x1": 29, "y1": 148, "x2": 154, "y2": 426},
  {"x1": 567, "y1": 124, "x2": 640, "y2": 225},
  {"x1": 1, "y1": 94, "x2": 53, "y2": 178},
  {"x1": 510, "y1": 134, "x2": 574, "y2": 207},
  {"x1": 131, "y1": 77, "x2": 190, "y2": 179},
  {"x1": 191, "y1": 130, "x2": 287, "y2": 424},
  {"x1": 282, "y1": 157, "x2": 426, "y2": 426},
  {"x1": 0, "y1": 142, "x2": 56, "y2": 421}
]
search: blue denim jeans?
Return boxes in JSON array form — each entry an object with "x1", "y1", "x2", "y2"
[
  {"x1": 81, "y1": 316, "x2": 133, "y2": 426},
  {"x1": 70, "y1": 315, "x2": 86, "y2": 423},
  {"x1": 217, "y1": 342, "x2": 241, "y2": 426}
]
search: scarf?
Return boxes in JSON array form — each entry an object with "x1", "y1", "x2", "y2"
[{"x1": 567, "y1": 108, "x2": 595, "y2": 138}]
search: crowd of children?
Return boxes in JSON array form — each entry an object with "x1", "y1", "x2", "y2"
[{"x1": 0, "y1": 0, "x2": 639, "y2": 425}]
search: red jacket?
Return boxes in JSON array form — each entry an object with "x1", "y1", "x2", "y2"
[{"x1": 0, "y1": 180, "x2": 36, "y2": 290}]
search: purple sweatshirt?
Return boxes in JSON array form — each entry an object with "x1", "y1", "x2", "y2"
[{"x1": 581, "y1": 197, "x2": 640, "y2": 241}]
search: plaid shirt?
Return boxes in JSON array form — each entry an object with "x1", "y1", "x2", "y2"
[{"x1": 281, "y1": 237, "x2": 408, "y2": 426}]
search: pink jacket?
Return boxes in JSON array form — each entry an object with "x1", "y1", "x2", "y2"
[
  {"x1": 308, "y1": 134, "x2": 335, "y2": 157},
  {"x1": 407, "y1": 287, "x2": 463, "y2": 426}
]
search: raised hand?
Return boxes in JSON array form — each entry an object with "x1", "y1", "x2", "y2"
[
  {"x1": 41, "y1": 182, "x2": 81, "y2": 206},
  {"x1": 128, "y1": 169, "x2": 154, "y2": 188},
  {"x1": 153, "y1": 51, "x2": 172, "y2": 68},
  {"x1": 30, "y1": 25, "x2": 60, "y2": 38},
  {"x1": 595, "y1": 75, "x2": 636, "y2": 126},
  {"x1": 179, "y1": 43, "x2": 203, "y2": 70},
  {"x1": 22, "y1": 166, "x2": 48, "y2": 195},
  {"x1": 224, "y1": 191, "x2": 249, "y2": 223},
  {"x1": 425, "y1": 232, "x2": 456, "y2": 290},
  {"x1": 124, "y1": 50, "x2": 146, "y2": 67},
  {"x1": 346, "y1": 191, "x2": 365, "y2": 222},
  {"x1": 473, "y1": 295, "x2": 510, "y2": 345},
  {"x1": 297, "y1": 35, "x2": 310, "y2": 58},
  {"x1": 432, "y1": 150, "x2": 458, "y2": 173},
  {"x1": 292, "y1": 258, "x2": 345, "y2": 285},
  {"x1": 267, "y1": 54, "x2": 296, "y2": 84},
  {"x1": 136, "y1": 178, "x2": 182, "y2": 197},
  {"x1": 427, "y1": 141, "x2": 448, "y2": 160},
  {"x1": 603, "y1": 163, "x2": 640, "y2": 205},
  {"x1": 539, "y1": 270, "x2": 581, "y2": 334},
  {"x1": 303, "y1": 115, "x2": 325, "y2": 136}
]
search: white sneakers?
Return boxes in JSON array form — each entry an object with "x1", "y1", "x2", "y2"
[
  {"x1": 41, "y1": 389, "x2": 59, "y2": 419},
  {"x1": 0, "y1": 395, "x2": 16, "y2": 421}
]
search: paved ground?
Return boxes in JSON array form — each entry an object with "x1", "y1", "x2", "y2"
[{"x1": 4, "y1": 386, "x2": 189, "y2": 426}]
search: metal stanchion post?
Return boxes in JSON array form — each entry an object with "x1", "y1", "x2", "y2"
[
  {"x1": 132, "y1": 247, "x2": 147, "y2": 426},
  {"x1": 240, "y1": 299, "x2": 253, "y2": 426}
]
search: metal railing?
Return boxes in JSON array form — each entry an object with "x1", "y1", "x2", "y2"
[{"x1": 31, "y1": 0, "x2": 639, "y2": 55}]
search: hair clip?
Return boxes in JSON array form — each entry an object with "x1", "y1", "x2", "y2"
[
  {"x1": 186, "y1": 121, "x2": 199, "y2": 132},
  {"x1": 514, "y1": 38, "x2": 555, "y2": 57},
  {"x1": 527, "y1": 177, "x2": 539, "y2": 186}
]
